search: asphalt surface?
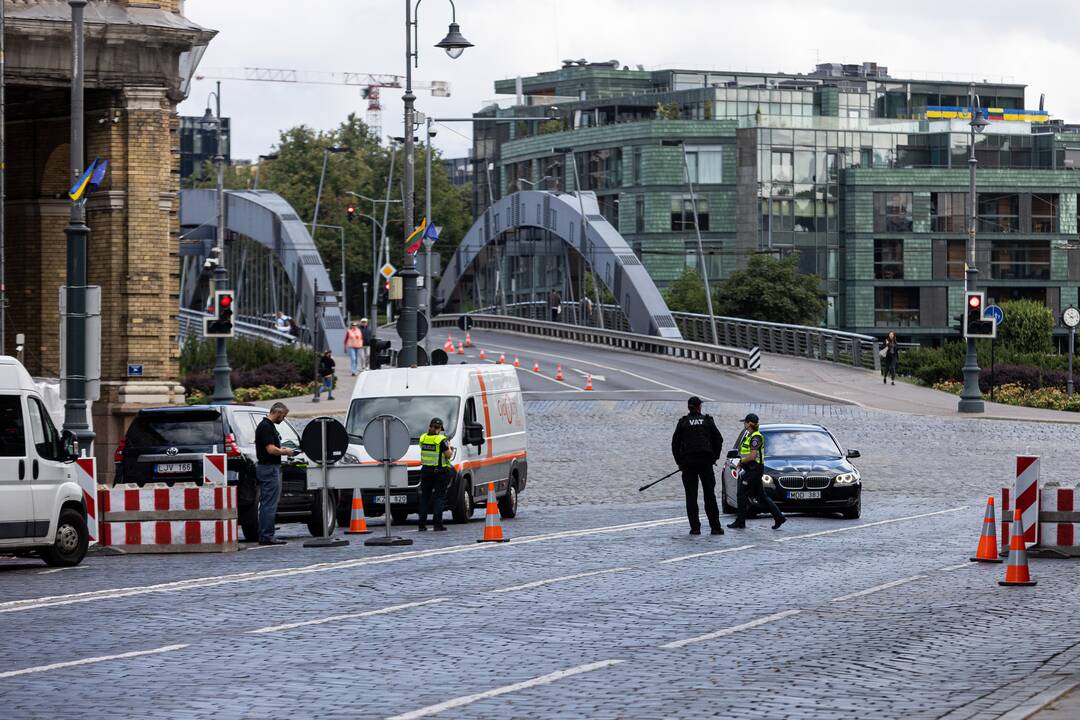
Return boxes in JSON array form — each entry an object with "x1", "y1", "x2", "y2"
[{"x1": 3, "y1": 400, "x2": 1080, "y2": 719}]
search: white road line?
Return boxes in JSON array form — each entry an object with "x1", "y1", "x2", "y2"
[
  {"x1": 491, "y1": 568, "x2": 629, "y2": 593},
  {"x1": 0, "y1": 644, "x2": 189, "y2": 680},
  {"x1": 659, "y1": 544, "x2": 756, "y2": 564},
  {"x1": 940, "y1": 562, "x2": 976, "y2": 572},
  {"x1": 249, "y1": 598, "x2": 449, "y2": 635},
  {"x1": 244, "y1": 544, "x2": 287, "y2": 551},
  {"x1": 0, "y1": 517, "x2": 683, "y2": 614},
  {"x1": 386, "y1": 659, "x2": 625, "y2": 720},
  {"x1": 570, "y1": 369, "x2": 606, "y2": 382},
  {"x1": 659, "y1": 609, "x2": 802, "y2": 650},
  {"x1": 831, "y1": 575, "x2": 926, "y2": 602},
  {"x1": 519, "y1": 367, "x2": 579, "y2": 390},
  {"x1": 37, "y1": 566, "x2": 89, "y2": 575},
  {"x1": 773, "y1": 506, "x2": 969, "y2": 543}
]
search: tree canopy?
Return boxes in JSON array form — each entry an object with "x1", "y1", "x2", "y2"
[{"x1": 714, "y1": 254, "x2": 827, "y2": 326}]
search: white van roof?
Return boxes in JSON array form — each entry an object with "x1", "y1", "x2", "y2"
[
  {"x1": 352, "y1": 363, "x2": 519, "y2": 399},
  {"x1": 0, "y1": 356, "x2": 40, "y2": 393}
]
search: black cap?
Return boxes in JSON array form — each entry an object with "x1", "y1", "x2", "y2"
[
  {"x1": 430, "y1": 417, "x2": 444, "y2": 428},
  {"x1": 740, "y1": 413, "x2": 759, "y2": 424},
  {"x1": 687, "y1": 396, "x2": 702, "y2": 409}
]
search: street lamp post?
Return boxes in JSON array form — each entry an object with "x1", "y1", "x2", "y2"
[
  {"x1": 400, "y1": 0, "x2": 472, "y2": 367},
  {"x1": 312, "y1": 223, "x2": 347, "y2": 319},
  {"x1": 62, "y1": 0, "x2": 94, "y2": 448},
  {"x1": 200, "y1": 92, "x2": 234, "y2": 403},
  {"x1": 310, "y1": 146, "x2": 349, "y2": 239},
  {"x1": 253, "y1": 152, "x2": 278, "y2": 190},
  {"x1": 346, "y1": 191, "x2": 400, "y2": 332},
  {"x1": 959, "y1": 84, "x2": 989, "y2": 414}
]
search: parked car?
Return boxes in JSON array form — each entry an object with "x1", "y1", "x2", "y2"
[
  {"x1": 115, "y1": 405, "x2": 336, "y2": 541},
  {"x1": 720, "y1": 423, "x2": 862, "y2": 519}
]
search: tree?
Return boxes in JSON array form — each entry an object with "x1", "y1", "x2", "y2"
[
  {"x1": 664, "y1": 268, "x2": 710, "y2": 314},
  {"x1": 998, "y1": 299, "x2": 1053, "y2": 354},
  {"x1": 713, "y1": 253, "x2": 827, "y2": 326}
]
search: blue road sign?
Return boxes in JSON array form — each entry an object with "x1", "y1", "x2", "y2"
[
  {"x1": 127, "y1": 364, "x2": 144, "y2": 377},
  {"x1": 984, "y1": 304, "x2": 1004, "y2": 325}
]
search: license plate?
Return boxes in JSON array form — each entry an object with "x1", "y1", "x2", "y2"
[
  {"x1": 787, "y1": 490, "x2": 821, "y2": 500},
  {"x1": 155, "y1": 463, "x2": 192, "y2": 474},
  {"x1": 373, "y1": 495, "x2": 409, "y2": 505}
]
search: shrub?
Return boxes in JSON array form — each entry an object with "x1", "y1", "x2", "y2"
[
  {"x1": 998, "y1": 300, "x2": 1053, "y2": 354},
  {"x1": 180, "y1": 337, "x2": 316, "y2": 382}
]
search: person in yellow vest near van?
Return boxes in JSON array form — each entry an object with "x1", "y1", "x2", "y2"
[
  {"x1": 728, "y1": 413, "x2": 786, "y2": 530},
  {"x1": 418, "y1": 417, "x2": 454, "y2": 532}
]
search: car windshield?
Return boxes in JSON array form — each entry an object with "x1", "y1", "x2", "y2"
[
  {"x1": 126, "y1": 411, "x2": 224, "y2": 447},
  {"x1": 763, "y1": 430, "x2": 841, "y2": 459},
  {"x1": 347, "y1": 396, "x2": 460, "y2": 442}
]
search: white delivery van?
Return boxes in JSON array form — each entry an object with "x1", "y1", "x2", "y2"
[
  {"x1": 0, "y1": 356, "x2": 89, "y2": 566},
  {"x1": 344, "y1": 363, "x2": 527, "y2": 525}
]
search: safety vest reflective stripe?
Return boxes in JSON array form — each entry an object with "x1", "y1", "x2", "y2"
[
  {"x1": 739, "y1": 430, "x2": 765, "y2": 464},
  {"x1": 419, "y1": 433, "x2": 449, "y2": 467}
]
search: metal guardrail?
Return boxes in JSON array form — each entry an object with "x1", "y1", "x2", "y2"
[
  {"x1": 178, "y1": 308, "x2": 297, "y2": 348},
  {"x1": 433, "y1": 313, "x2": 751, "y2": 371},
  {"x1": 470, "y1": 301, "x2": 631, "y2": 332},
  {"x1": 670, "y1": 312, "x2": 881, "y2": 372}
]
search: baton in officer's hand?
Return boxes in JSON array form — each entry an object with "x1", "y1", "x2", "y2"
[{"x1": 638, "y1": 468, "x2": 681, "y2": 493}]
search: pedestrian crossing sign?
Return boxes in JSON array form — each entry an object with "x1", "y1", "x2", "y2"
[{"x1": 380, "y1": 263, "x2": 397, "y2": 280}]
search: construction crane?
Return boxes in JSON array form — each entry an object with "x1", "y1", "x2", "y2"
[{"x1": 193, "y1": 67, "x2": 451, "y2": 140}]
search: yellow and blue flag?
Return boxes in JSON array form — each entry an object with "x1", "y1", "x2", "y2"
[{"x1": 68, "y1": 156, "x2": 107, "y2": 202}]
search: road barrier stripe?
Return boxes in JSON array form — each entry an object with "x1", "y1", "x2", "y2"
[
  {"x1": 249, "y1": 598, "x2": 450, "y2": 635},
  {"x1": 831, "y1": 575, "x2": 926, "y2": 602},
  {"x1": 0, "y1": 644, "x2": 189, "y2": 679},
  {"x1": 491, "y1": 568, "x2": 630, "y2": 593},
  {"x1": 659, "y1": 544, "x2": 756, "y2": 564},
  {"x1": 386, "y1": 659, "x2": 625, "y2": 720},
  {"x1": 660, "y1": 609, "x2": 802, "y2": 649},
  {"x1": 773, "y1": 506, "x2": 968, "y2": 543}
]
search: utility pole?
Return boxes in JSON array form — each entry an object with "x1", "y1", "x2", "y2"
[
  {"x1": 1, "y1": 1, "x2": 6, "y2": 354},
  {"x1": 959, "y1": 83, "x2": 988, "y2": 414},
  {"x1": 399, "y1": 0, "x2": 420, "y2": 367}
]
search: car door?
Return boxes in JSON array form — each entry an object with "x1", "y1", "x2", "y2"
[
  {"x1": 462, "y1": 396, "x2": 486, "y2": 493},
  {"x1": 25, "y1": 395, "x2": 68, "y2": 538},
  {"x1": 0, "y1": 393, "x2": 32, "y2": 543}
]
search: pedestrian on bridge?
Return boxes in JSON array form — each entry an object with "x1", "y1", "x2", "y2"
[
  {"x1": 671, "y1": 396, "x2": 724, "y2": 536},
  {"x1": 728, "y1": 413, "x2": 785, "y2": 531},
  {"x1": 549, "y1": 288, "x2": 562, "y2": 323},
  {"x1": 418, "y1": 418, "x2": 454, "y2": 532}
]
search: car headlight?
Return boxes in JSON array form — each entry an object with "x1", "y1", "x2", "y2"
[
  {"x1": 834, "y1": 471, "x2": 860, "y2": 485},
  {"x1": 340, "y1": 452, "x2": 361, "y2": 465},
  {"x1": 762, "y1": 474, "x2": 774, "y2": 486}
]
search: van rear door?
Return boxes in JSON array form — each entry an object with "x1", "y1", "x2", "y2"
[{"x1": 0, "y1": 393, "x2": 32, "y2": 542}]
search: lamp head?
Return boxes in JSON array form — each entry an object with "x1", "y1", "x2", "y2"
[
  {"x1": 971, "y1": 112, "x2": 989, "y2": 133},
  {"x1": 199, "y1": 106, "x2": 216, "y2": 129},
  {"x1": 435, "y1": 22, "x2": 473, "y2": 59}
]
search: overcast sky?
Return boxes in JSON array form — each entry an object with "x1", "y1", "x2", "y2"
[{"x1": 177, "y1": 0, "x2": 1080, "y2": 162}]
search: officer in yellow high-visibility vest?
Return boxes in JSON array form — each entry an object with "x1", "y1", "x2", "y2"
[
  {"x1": 728, "y1": 413, "x2": 786, "y2": 530},
  {"x1": 418, "y1": 418, "x2": 454, "y2": 532}
]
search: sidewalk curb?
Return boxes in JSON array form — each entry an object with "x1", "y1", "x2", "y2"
[
  {"x1": 999, "y1": 676, "x2": 1080, "y2": 720},
  {"x1": 745, "y1": 372, "x2": 863, "y2": 408}
]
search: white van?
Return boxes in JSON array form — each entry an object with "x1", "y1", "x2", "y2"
[
  {"x1": 0, "y1": 356, "x2": 89, "y2": 566},
  {"x1": 344, "y1": 364, "x2": 528, "y2": 525}
]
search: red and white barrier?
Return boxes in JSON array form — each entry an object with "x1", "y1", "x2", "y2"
[
  {"x1": 203, "y1": 453, "x2": 226, "y2": 485},
  {"x1": 99, "y1": 483, "x2": 236, "y2": 519},
  {"x1": 99, "y1": 519, "x2": 237, "y2": 552},
  {"x1": 1014, "y1": 456, "x2": 1040, "y2": 548},
  {"x1": 72, "y1": 456, "x2": 98, "y2": 544},
  {"x1": 1039, "y1": 523, "x2": 1080, "y2": 548},
  {"x1": 1040, "y1": 485, "x2": 1077, "y2": 513}
]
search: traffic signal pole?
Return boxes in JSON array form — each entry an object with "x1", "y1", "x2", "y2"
[{"x1": 959, "y1": 84, "x2": 984, "y2": 413}]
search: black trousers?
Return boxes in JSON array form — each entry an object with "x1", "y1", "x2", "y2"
[
  {"x1": 418, "y1": 467, "x2": 449, "y2": 528},
  {"x1": 735, "y1": 465, "x2": 784, "y2": 524},
  {"x1": 681, "y1": 461, "x2": 720, "y2": 531}
]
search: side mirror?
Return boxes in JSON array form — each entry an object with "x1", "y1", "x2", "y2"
[
  {"x1": 846, "y1": 449, "x2": 861, "y2": 459},
  {"x1": 61, "y1": 430, "x2": 79, "y2": 462},
  {"x1": 726, "y1": 450, "x2": 739, "y2": 459},
  {"x1": 464, "y1": 422, "x2": 485, "y2": 447}
]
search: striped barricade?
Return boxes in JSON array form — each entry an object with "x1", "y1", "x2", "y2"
[{"x1": 1038, "y1": 483, "x2": 1080, "y2": 555}]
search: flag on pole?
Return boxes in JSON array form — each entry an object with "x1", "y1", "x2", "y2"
[
  {"x1": 68, "y1": 156, "x2": 100, "y2": 202},
  {"x1": 423, "y1": 223, "x2": 440, "y2": 245},
  {"x1": 405, "y1": 217, "x2": 428, "y2": 254},
  {"x1": 88, "y1": 159, "x2": 110, "y2": 193}
]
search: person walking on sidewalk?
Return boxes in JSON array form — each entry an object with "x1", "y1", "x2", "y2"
[
  {"x1": 549, "y1": 288, "x2": 562, "y2": 323},
  {"x1": 671, "y1": 396, "x2": 725, "y2": 536},
  {"x1": 728, "y1": 413, "x2": 785, "y2": 531},
  {"x1": 254, "y1": 403, "x2": 297, "y2": 545},
  {"x1": 345, "y1": 322, "x2": 367, "y2": 376},
  {"x1": 417, "y1": 418, "x2": 454, "y2": 532},
  {"x1": 315, "y1": 350, "x2": 336, "y2": 401},
  {"x1": 882, "y1": 331, "x2": 899, "y2": 385}
]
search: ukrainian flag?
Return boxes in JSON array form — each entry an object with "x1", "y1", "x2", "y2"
[{"x1": 68, "y1": 157, "x2": 100, "y2": 202}]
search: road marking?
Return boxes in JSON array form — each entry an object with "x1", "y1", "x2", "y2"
[
  {"x1": 519, "y1": 366, "x2": 579, "y2": 390},
  {"x1": 831, "y1": 575, "x2": 926, "y2": 602},
  {"x1": 0, "y1": 644, "x2": 189, "y2": 680},
  {"x1": 491, "y1": 567, "x2": 629, "y2": 593},
  {"x1": 37, "y1": 566, "x2": 89, "y2": 575},
  {"x1": 249, "y1": 598, "x2": 449, "y2": 635},
  {"x1": 773, "y1": 506, "x2": 969, "y2": 543},
  {"x1": 386, "y1": 659, "x2": 625, "y2": 720},
  {"x1": 660, "y1": 609, "x2": 802, "y2": 650},
  {"x1": 0, "y1": 517, "x2": 683, "y2": 614},
  {"x1": 244, "y1": 544, "x2": 287, "y2": 551},
  {"x1": 570, "y1": 369, "x2": 605, "y2": 382},
  {"x1": 940, "y1": 562, "x2": 976, "y2": 572},
  {"x1": 659, "y1": 544, "x2": 756, "y2": 564}
]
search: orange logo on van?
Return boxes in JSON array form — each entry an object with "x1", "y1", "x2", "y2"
[{"x1": 497, "y1": 395, "x2": 518, "y2": 425}]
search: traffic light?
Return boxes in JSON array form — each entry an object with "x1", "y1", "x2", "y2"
[
  {"x1": 346, "y1": 204, "x2": 357, "y2": 223},
  {"x1": 204, "y1": 290, "x2": 235, "y2": 337},
  {"x1": 963, "y1": 291, "x2": 995, "y2": 339}
]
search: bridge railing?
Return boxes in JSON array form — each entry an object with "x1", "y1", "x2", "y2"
[
  {"x1": 471, "y1": 301, "x2": 631, "y2": 332},
  {"x1": 178, "y1": 308, "x2": 298, "y2": 348},
  {"x1": 432, "y1": 313, "x2": 751, "y2": 370},
  {"x1": 670, "y1": 312, "x2": 881, "y2": 372}
]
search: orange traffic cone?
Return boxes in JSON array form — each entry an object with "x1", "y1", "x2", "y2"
[
  {"x1": 584, "y1": 374, "x2": 593, "y2": 390},
  {"x1": 497, "y1": 353, "x2": 505, "y2": 364},
  {"x1": 555, "y1": 364, "x2": 564, "y2": 381},
  {"x1": 479, "y1": 348, "x2": 487, "y2": 360},
  {"x1": 477, "y1": 482, "x2": 509, "y2": 543},
  {"x1": 443, "y1": 334, "x2": 455, "y2": 353},
  {"x1": 464, "y1": 332, "x2": 472, "y2": 348},
  {"x1": 971, "y1": 496, "x2": 1002, "y2": 563},
  {"x1": 999, "y1": 509, "x2": 1037, "y2": 586},
  {"x1": 532, "y1": 362, "x2": 541, "y2": 373},
  {"x1": 513, "y1": 357, "x2": 521, "y2": 368},
  {"x1": 457, "y1": 342, "x2": 465, "y2": 355},
  {"x1": 345, "y1": 493, "x2": 372, "y2": 535}
]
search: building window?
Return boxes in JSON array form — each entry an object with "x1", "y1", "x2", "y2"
[
  {"x1": 978, "y1": 193, "x2": 1019, "y2": 233},
  {"x1": 931, "y1": 192, "x2": 966, "y2": 232},
  {"x1": 991, "y1": 240, "x2": 1050, "y2": 280},
  {"x1": 874, "y1": 192, "x2": 913, "y2": 233},
  {"x1": 874, "y1": 287, "x2": 920, "y2": 326},
  {"x1": 598, "y1": 195, "x2": 619, "y2": 231},
  {"x1": 632, "y1": 147, "x2": 642, "y2": 186},
  {"x1": 1031, "y1": 194, "x2": 1058, "y2": 233},
  {"x1": 874, "y1": 239, "x2": 904, "y2": 279},
  {"x1": 947, "y1": 239, "x2": 965, "y2": 280},
  {"x1": 635, "y1": 196, "x2": 645, "y2": 233},
  {"x1": 771, "y1": 151, "x2": 793, "y2": 183},
  {"x1": 671, "y1": 195, "x2": 709, "y2": 231},
  {"x1": 577, "y1": 148, "x2": 622, "y2": 191},
  {"x1": 540, "y1": 156, "x2": 563, "y2": 191},
  {"x1": 685, "y1": 146, "x2": 724, "y2": 184}
]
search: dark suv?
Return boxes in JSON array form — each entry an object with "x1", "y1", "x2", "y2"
[{"x1": 114, "y1": 405, "x2": 336, "y2": 541}]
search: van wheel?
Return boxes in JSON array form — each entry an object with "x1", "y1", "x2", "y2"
[
  {"x1": 240, "y1": 503, "x2": 259, "y2": 542},
  {"x1": 451, "y1": 479, "x2": 473, "y2": 524},
  {"x1": 498, "y1": 482, "x2": 518, "y2": 519},
  {"x1": 41, "y1": 509, "x2": 89, "y2": 567}
]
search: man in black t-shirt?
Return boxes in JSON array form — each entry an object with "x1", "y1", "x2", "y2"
[{"x1": 255, "y1": 402, "x2": 298, "y2": 545}]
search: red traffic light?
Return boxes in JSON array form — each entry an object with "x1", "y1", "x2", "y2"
[
  {"x1": 346, "y1": 205, "x2": 356, "y2": 214},
  {"x1": 219, "y1": 294, "x2": 233, "y2": 307},
  {"x1": 968, "y1": 295, "x2": 981, "y2": 309}
]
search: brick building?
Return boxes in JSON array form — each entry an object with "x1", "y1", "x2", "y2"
[{"x1": 4, "y1": 0, "x2": 215, "y2": 479}]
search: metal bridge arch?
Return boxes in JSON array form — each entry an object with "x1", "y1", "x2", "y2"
[
  {"x1": 179, "y1": 189, "x2": 345, "y2": 350},
  {"x1": 439, "y1": 190, "x2": 681, "y2": 338}
]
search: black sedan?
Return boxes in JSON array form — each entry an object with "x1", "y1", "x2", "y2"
[{"x1": 720, "y1": 423, "x2": 862, "y2": 519}]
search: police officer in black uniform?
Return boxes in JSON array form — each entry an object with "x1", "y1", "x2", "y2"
[{"x1": 671, "y1": 396, "x2": 724, "y2": 535}]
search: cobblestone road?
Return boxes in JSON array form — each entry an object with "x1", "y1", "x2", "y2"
[{"x1": 1, "y1": 401, "x2": 1078, "y2": 719}]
